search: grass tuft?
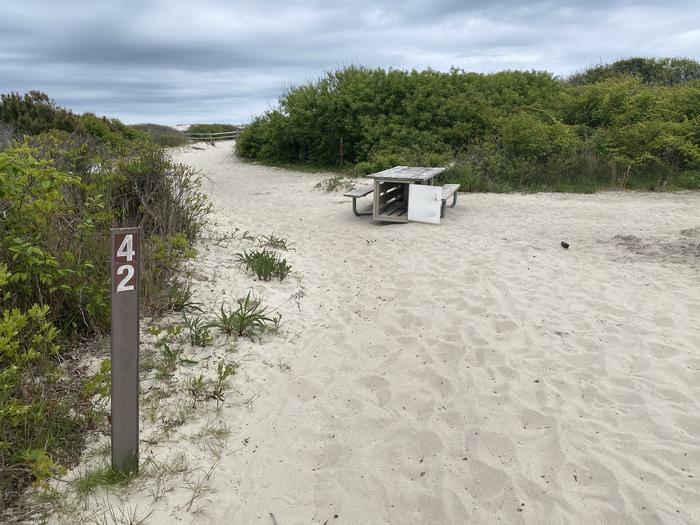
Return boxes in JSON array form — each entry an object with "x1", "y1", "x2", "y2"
[
  {"x1": 213, "y1": 292, "x2": 275, "y2": 339},
  {"x1": 257, "y1": 233, "x2": 292, "y2": 251},
  {"x1": 167, "y1": 280, "x2": 202, "y2": 312},
  {"x1": 73, "y1": 465, "x2": 138, "y2": 496},
  {"x1": 236, "y1": 249, "x2": 292, "y2": 281},
  {"x1": 183, "y1": 315, "x2": 213, "y2": 347}
]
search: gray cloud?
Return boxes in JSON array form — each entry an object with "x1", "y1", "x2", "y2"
[{"x1": 1, "y1": 0, "x2": 698, "y2": 124}]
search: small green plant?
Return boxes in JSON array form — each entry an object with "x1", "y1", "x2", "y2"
[
  {"x1": 236, "y1": 249, "x2": 292, "y2": 281},
  {"x1": 158, "y1": 343, "x2": 182, "y2": 377},
  {"x1": 155, "y1": 343, "x2": 198, "y2": 379},
  {"x1": 186, "y1": 374, "x2": 208, "y2": 406},
  {"x1": 184, "y1": 315, "x2": 213, "y2": 347},
  {"x1": 213, "y1": 292, "x2": 274, "y2": 339},
  {"x1": 211, "y1": 361, "x2": 238, "y2": 406},
  {"x1": 153, "y1": 323, "x2": 184, "y2": 348},
  {"x1": 167, "y1": 280, "x2": 202, "y2": 312},
  {"x1": 258, "y1": 233, "x2": 292, "y2": 251},
  {"x1": 273, "y1": 258, "x2": 293, "y2": 280}
]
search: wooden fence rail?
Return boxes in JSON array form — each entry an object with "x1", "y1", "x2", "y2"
[{"x1": 184, "y1": 130, "x2": 241, "y2": 142}]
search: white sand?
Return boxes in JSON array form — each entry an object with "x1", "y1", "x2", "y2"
[{"x1": 55, "y1": 141, "x2": 700, "y2": 524}]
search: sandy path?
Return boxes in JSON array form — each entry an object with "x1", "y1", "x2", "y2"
[{"x1": 169, "y1": 142, "x2": 700, "y2": 524}]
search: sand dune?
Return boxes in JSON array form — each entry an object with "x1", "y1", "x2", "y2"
[
  {"x1": 54, "y1": 141, "x2": 699, "y2": 524},
  {"x1": 166, "y1": 142, "x2": 699, "y2": 524}
]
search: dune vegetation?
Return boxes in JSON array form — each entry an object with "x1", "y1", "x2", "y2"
[
  {"x1": 237, "y1": 57, "x2": 700, "y2": 192},
  {"x1": 187, "y1": 123, "x2": 242, "y2": 135},
  {"x1": 0, "y1": 91, "x2": 210, "y2": 514},
  {"x1": 129, "y1": 123, "x2": 189, "y2": 147}
]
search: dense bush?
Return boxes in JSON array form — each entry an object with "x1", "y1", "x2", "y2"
[
  {"x1": 569, "y1": 57, "x2": 700, "y2": 85},
  {"x1": 0, "y1": 91, "x2": 148, "y2": 148},
  {"x1": 237, "y1": 59, "x2": 700, "y2": 191},
  {"x1": 188, "y1": 123, "x2": 241, "y2": 134},
  {"x1": 0, "y1": 91, "x2": 79, "y2": 136},
  {"x1": 0, "y1": 95, "x2": 210, "y2": 511},
  {"x1": 0, "y1": 263, "x2": 97, "y2": 507}
]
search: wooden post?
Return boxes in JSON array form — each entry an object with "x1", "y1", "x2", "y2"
[
  {"x1": 110, "y1": 227, "x2": 140, "y2": 474},
  {"x1": 339, "y1": 136, "x2": 344, "y2": 166}
]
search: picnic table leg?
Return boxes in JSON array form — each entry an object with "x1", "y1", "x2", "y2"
[
  {"x1": 440, "y1": 192, "x2": 457, "y2": 218},
  {"x1": 352, "y1": 197, "x2": 371, "y2": 216},
  {"x1": 373, "y1": 180, "x2": 380, "y2": 218}
]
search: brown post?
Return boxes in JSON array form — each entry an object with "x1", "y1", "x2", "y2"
[
  {"x1": 110, "y1": 227, "x2": 140, "y2": 474},
  {"x1": 339, "y1": 136, "x2": 344, "y2": 166}
]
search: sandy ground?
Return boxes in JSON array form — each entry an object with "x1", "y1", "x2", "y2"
[{"x1": 55, "y1": 141, "x2": 700, "y2": 524}]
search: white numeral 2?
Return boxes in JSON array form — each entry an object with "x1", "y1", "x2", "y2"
[
  {"x1": 116, "y1": 265, "x2": 135, "y2": 292},
  {"x1": 117, "y1": 234, "x2": 135, "y2": 261}
]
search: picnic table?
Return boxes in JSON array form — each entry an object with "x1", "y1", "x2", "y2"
[
  {"x1": 343, "y1": 166, "x2": 460, "y2": 222},
  {"x1": 366, "y1": 166, "x2": 446, "y2": 222}
]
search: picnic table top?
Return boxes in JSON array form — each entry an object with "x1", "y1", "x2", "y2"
[{"x1": 365, "y1": 165, "x2": 446, "y2": 182}]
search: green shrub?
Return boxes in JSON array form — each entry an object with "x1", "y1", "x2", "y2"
[
  {"x1": 0, "y1": 93, "x2": 211, "y2": 512},
  {"x1": 0, "y1": 138, "x2": 210, "y2": 333},
  {"x1": 569, "y1": 57, "x2": 700, "y2": 85},
  {"x1": 0, "y1": 91, "x2": 148, "y2": 147},
  {"x1": 237, "y1": 61, "x2": 700, "y2": 191},
  {"x1": 0, "y1": 91, "x2": 79, "y2": 135},
  {"x1": 0, "y1": 264, "x2": 97, "y2": 510},
  {"x1": 187, "y1": 123, "x2": 241, "y2": 134}
]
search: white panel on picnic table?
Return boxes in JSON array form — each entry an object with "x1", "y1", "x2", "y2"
[{"x1": 408, "y1": 184, "x2": 442, "y2": 224}]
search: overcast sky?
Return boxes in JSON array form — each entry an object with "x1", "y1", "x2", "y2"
[{"x1": 1, "y1": 0, "x2": 699, "y2": 125}]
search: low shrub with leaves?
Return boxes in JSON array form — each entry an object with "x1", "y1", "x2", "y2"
[
  {"x1": 236, "y1": 249, "x2": 292, "y2": 281},
  {"x1": 185, "y1": 361, "x2": 238, "y2": 409},
  {"x1": 213, "y1": 292, "x2": 276, "y2": 339},
  {"x1": 0, "y1": 264, "x2": 99, "y2": 509},
  {"x1": 0, "y1": 92, "x2": 211, "y2": 513}
]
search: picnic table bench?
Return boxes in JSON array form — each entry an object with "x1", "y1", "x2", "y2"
[
  {"x1": 441, "y1": 184, "x2": 459, "y2": 218},
  {"x1": 343, "y1": 166, "x2": 459, "y2": 222},
  {"x1": 343, "y1": 184, "x2": 374, "y2": 216}
]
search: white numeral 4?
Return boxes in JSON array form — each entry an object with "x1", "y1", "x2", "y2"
[{"x1": 117, "y1": 235, "x2": 135, "y2": 262}]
